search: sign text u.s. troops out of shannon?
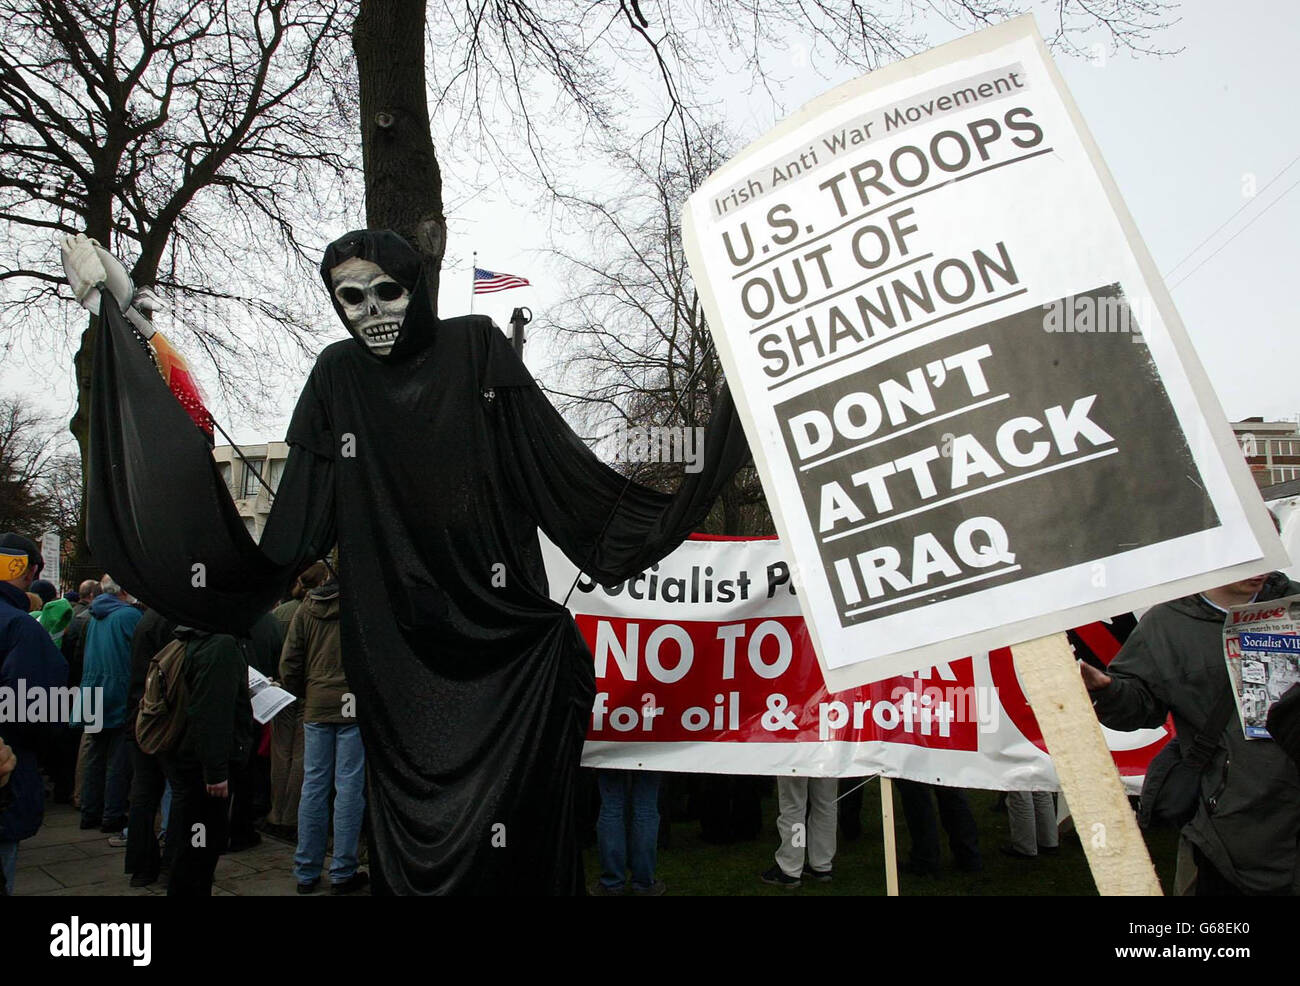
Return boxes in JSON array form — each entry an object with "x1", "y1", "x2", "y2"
[{"x1": 684, "y1": 16, "x2": 1286, "y2": 691}]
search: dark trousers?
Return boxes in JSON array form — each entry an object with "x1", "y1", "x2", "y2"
[
  {"x1": 838, "y1": 777, "x2": 866, "y2": 840},
  {"x1": 896, "y1": 780, "x2": 981, "y2": 870},
  {"x1": 125, "y1": 740, "x2": 178, "y2": 879},
  {"x1": 47, "y1": 726, "x2": 82, "y2": 802},
  {"x1": 160, "y1": 758, "x2": 231, "y2": 896},
  {"x1": 227, "y1": 753, "x2": 259, "y2": 847},
  {"x1": 81, "y1": 725, "x2": 131, "y2": 827},
  {"x1": 694, "y1": 775, "x2": 764, "y2": 844}
]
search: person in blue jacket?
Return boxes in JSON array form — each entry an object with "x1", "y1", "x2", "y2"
[
  {"x1": 0, "y1": 533, "x2": 69, "y2": 894},
  {"x1": 79, "y1": 574, "x2": 142, "y2": 833}
]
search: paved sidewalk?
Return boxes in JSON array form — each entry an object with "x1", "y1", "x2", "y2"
[{"x1": 11, "y1": 800, "x2": 353, "y2": 896}]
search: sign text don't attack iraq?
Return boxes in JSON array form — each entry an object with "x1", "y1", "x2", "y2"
[{"x1": 683, "y1": 15, "x2": 1284, "y2": 691}]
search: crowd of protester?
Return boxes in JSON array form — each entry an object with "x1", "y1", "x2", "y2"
[
  {"x1": 3, "y1": 523, "x2": 1299, "y2": 896},
  {"x1": 0, "y1": 535, "x2": 366, "y2": 896}
]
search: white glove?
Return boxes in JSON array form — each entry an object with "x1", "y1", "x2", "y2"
[{"x1": 59, "y1": 233, "x2": 134, "y2": 316}]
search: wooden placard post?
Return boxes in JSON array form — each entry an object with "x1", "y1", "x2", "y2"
[
  {"x1": 879, "y1": 776, "x2": 899, "y2": 896},
  {"x1": 1011, "y1": 632, "x2": 1161, "y2": 895}
]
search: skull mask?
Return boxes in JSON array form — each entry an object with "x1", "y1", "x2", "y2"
[{"x1": 330, "y1": 257, "x2": 411, "y2": 357}]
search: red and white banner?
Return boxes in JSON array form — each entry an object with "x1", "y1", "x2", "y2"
[{"x1": 545, "y1": 534, "x2": 1169, "y2": 791}]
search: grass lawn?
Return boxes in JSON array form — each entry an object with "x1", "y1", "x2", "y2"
[{"x1": 582, "y1": 781, "x2": 1180, "y2": 896}]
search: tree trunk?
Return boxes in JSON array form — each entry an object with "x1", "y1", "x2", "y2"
[
  {"x1": 68, "y1": 315, "x2": 97, "y2": 568},
  {"x1": 353, "y1": 0, "x2": 446, "y2": 312},
  {"x1": 68, "y1": 194, "x2": 116, "y2": 569}
]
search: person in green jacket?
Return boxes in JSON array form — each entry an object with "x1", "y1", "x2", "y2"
[{"x1": 1082, "y1": 571, "x2": 1300, "y2": 895}]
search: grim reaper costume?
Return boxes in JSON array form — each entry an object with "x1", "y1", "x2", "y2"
[{"x1": 86, "y1": 230, "x2": 749, "y2": 894}]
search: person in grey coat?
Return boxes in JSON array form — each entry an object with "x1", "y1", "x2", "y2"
[{"x1": 1082, "y1": 571, "x2": 1300, "y2": 895}]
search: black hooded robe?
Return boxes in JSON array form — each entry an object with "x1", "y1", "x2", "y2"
[{"x1": 86, "y1": 230, "x2": 750, "y2": 894}]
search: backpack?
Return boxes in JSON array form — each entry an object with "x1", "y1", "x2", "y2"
[{"x1": 135, "y1": 639, "x2": 190, "y2": 756}]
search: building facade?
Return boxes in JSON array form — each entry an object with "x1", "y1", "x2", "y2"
[
  {"x1": 1232, "y1": 418, "x2": 1300, "y2": 489},
  {"x1": 211, "y1": 441, "x2": 291, "y2": 542}
]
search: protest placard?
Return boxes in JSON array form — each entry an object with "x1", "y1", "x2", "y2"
[
  {"x1": 682, "y1": 15, "x2": 1284, "y2": 693},
  {"x1": 40, "y1": 531, "x2": 60, "y2": 587},
  {"x1": 544, "y1": 534, "x2": 1169, "y2": 789}
]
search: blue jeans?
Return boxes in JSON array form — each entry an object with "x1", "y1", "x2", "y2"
[
  {"x1": 596, "y1": 769, "x2": 661, "y2": 891},
  {"x1": 295, "y1": 723, "x2": 366, "y2": 885}
]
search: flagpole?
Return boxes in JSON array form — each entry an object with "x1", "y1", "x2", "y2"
[{"x1": 470, "y1": 251, "x2": 476, "y2": 315}]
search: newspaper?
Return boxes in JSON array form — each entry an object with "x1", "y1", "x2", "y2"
[
  {"x1": 247, "y1": 666, "x2": 296, "y2": 725},
  {"x1": 1223, "y1": 594, "x2": 1300, "y2": 739}
]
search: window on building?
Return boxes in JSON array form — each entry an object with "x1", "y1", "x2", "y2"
[
  {"x1": 242, "y1": 459, "x2": 265, "y2": 499},
  {"x1": 268, "y1": 457, "x2": 286, "y2": 494}
]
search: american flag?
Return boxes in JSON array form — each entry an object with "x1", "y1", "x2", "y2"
[{"x1": 474, "y1": 267, "x2": 530, "y2": 294}]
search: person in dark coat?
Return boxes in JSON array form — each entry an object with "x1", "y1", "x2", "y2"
[
  {"x1": 159, "y1": 626, "x2": 256, "y2": 896},
  {"x1": 226, "y1": 611, "x2": 284, "y2": 851},
  {"x1": 1083, "y1": 571, "x2": 1300, "y2": 895},
  {"x1": 0, "y1": 533, "x2": 69, "y2": 894},
  {"x1": 123, "y1": 607, "x2": 178, "y2": 886},
  {"x1": 0, "y1": 735, "x2": 17, "y2": 895}
]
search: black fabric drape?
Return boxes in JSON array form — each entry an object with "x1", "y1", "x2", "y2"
[
  {"x1": 493, "y1": 370, "x2": 750, "y2": 584},
  {"x1": 87, "y1": 295, "x2": 334, "y2": 632},
  {"x1": 85, "y1": 232, "x2": 750, "y2": 894}
]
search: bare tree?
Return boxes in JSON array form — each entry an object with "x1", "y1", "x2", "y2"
[
  {"x1": 0, "y1": 397, "x2": 67, "y2": 537},
  {"x1": 0, "y1": 0, "x2": 363, "y2": 563},
  {"x1": 42, "y1": 449, "x2": 84, "y2": 558},
  {"x1": 0, "y1": 0, "x2": 359, "y2": 457},
  {"x1": 415, "y1": 1, "x2": 1178, "y2": 191},
  {"x1": 347, "y1": 1, "x2": 1179, "y2": 290},
  {"x1": 541, "y1": 126, "x2": 771, "y2": 535},
  {"x1": 501, "y1": 2, "x2": 1177, "y2": 532}
]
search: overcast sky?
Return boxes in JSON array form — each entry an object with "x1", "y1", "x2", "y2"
[
  {"x1": 9, "y1": 2, "x2": 1298, "y2": 446},
  {"x1": 455, "y1": 0, "x2": 1300, "y2": 435}
]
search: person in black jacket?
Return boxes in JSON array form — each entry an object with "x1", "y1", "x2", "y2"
[
  {"x1": 227, "y1": 611, "x2": 284, "y2": 852},
  {"x1": 1083, "y1": 571, "x2": 1300, "y2": 895},
  {"x1": 0, "y1": 533, "x2": 69, "y2": 895},
  {"x1": 158, "y1": 626, "x2": 255, "y2": 896},
  {"x1": 123, "y1": 607, "x2": 177, "y2": 887},
  {"x1": 0, "y1": 736, "x2": 17, "y2": 895}
]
